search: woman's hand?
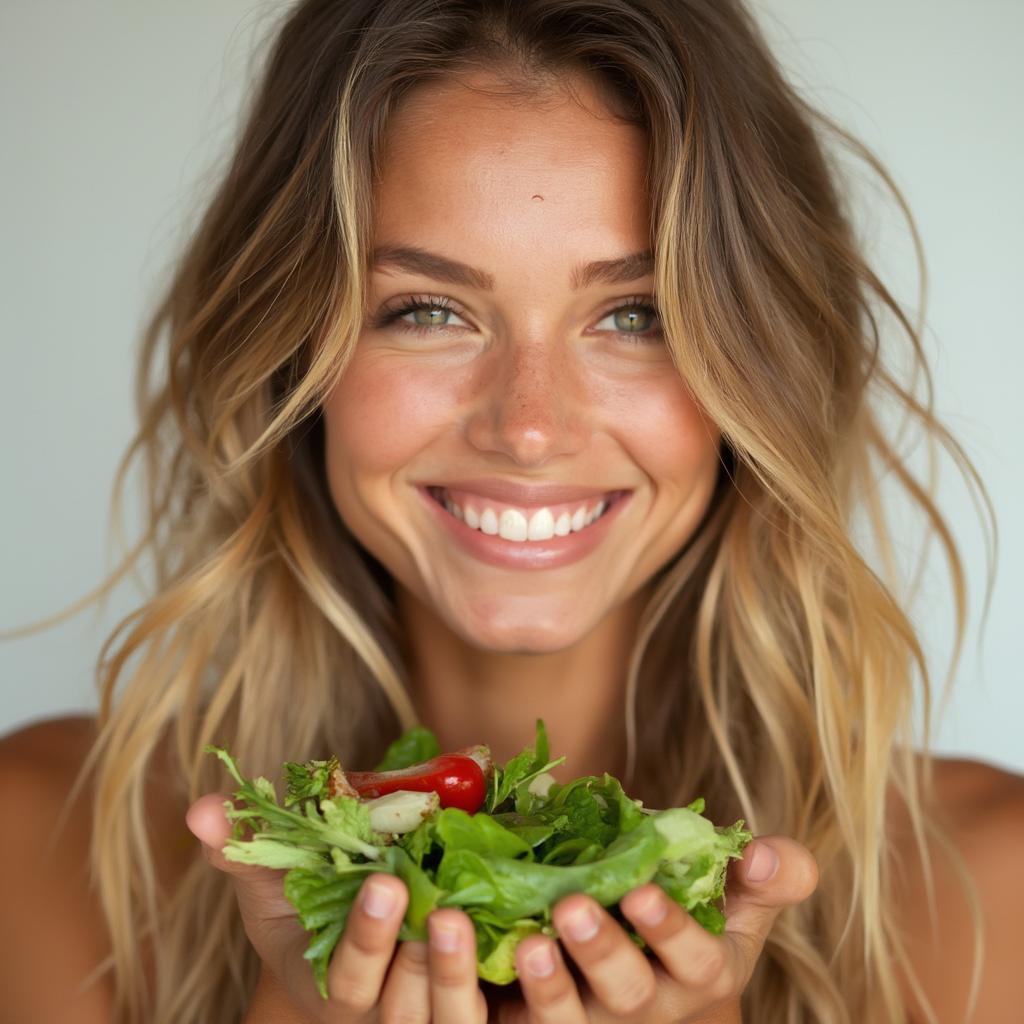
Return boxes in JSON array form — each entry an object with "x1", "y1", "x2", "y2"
[
  {"x1": 495, "y1": 836, "x2": 819, "y2": 1024},
  {"x1": 186, "y1": 792, "x2": 487, "y2": 1023}
]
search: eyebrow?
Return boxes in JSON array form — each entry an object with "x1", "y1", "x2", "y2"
[{"x1": 371, "y1": 244, "x2": 655, "y2": 291}]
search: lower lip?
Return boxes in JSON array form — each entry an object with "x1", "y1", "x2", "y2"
[{"x1": 416, "y1": 486, "x2": 633, "y2": 570}]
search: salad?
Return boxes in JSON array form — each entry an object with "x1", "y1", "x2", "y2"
[{"x1": 206, "y1": 720, "x2": 752, "y2": 999}]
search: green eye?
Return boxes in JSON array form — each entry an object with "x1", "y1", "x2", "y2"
[
  {"x1": 409, "y1": 304, "x2": 462, "y2": 328},
  {"x1": 596, "y1": 301, "x2": 663, "y2": 344},
  {"x1": 612, "y1": 306, "x2": 655, "y2": 332}
]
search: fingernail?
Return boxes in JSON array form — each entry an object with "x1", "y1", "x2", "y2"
[
  {"x1": 429, "y1": 918, "x2": 461, "y2": 953},
  {"x1": 562, "y1": 904, "x2": 599, "y2": 942},
  {"x1": 747, "y1": 842, "x2": 780, "y2": 882},
  {"x1": 632, "y1": 892, "x2": 667, "y2": 926},
  {"x1": 361, "y1": 880, "x2": 397, "y2": 919},
  {"x1": 523, "y1": 942, "x2": 556, "y2": 978}
]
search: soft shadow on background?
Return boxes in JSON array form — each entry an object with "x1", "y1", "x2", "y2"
[{"x1": 1, "y1": 0, "x2": 1021, "y2": 771}]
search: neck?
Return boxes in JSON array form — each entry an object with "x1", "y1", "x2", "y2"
[{"x1": 395, "y1": 585, "x2": 650, "y2": 783}]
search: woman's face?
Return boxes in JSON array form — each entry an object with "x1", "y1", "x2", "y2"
[{"x1": 322, "y1": 72, "x2": 722, "y2": 653}]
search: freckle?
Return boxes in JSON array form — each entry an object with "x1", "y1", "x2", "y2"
[{"x1": 531, "y1": 194, "x2": 544, "y2": 202}]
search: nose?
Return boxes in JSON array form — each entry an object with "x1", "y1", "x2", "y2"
[{"x1": 463, "y1": 336, "x2": 589, "y2": 468}]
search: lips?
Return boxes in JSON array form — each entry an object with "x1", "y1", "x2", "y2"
[{"x1": 417, "y1": 482, "x2": 633, "y2": 570}]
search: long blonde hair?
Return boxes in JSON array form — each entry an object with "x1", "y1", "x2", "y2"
[{"x1": 6, "y1": 1, "x2": 996, "y2": 1020}]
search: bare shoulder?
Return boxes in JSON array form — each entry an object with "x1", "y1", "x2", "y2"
[
  {"x1": 0, "y1": 712, "x2": 99, "y2": 773},
  {"x1": 0, "y1": 715, "x2": 114, "y2": 1022},
  {"x1": 890, "y1": 754, "x2": 1024, "y2": 1024},
  {"x1": 0, "y1": 714, "x2": 192, "y2": 1022}
]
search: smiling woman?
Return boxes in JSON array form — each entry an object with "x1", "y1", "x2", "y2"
[
  {"x1": 1, "y1": 1, "x2": 1021, "y2": 1023},
  {"x1": 322, "y1": 70, "x2": 722, "y2": 660}
]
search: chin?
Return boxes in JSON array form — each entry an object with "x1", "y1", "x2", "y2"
[{"x1": 453, "y1": 598, "x2": 589, "y2": 655}]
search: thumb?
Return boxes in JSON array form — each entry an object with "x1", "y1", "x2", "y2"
[
  {"x1": 185, "y1": 792, "x2": 253, "y2": 875},
  {"x1": 723, "y1": 836, "x2": 819, "y2": 964},
  {"x1": 185, "y1": 793, "x2": 296, "y2": 919}
]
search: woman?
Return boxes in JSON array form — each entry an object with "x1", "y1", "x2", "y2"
[{"x1": 1, "y1": 0, "x2": 1020, "y2": 1021}]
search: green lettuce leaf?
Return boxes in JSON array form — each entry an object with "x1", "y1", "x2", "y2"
[
  {"x1": 375, "y1": 726, "x2": 441, "y2": 771},
  {"x1": 435, "y1": 807, "x2": 534, "y2": 861},
  {"x1": 485, "y1": 719, "x2": 565, "y2": 812},
  {"x1": 204, "y1": 722, "x2": 753, "y2": 999}
]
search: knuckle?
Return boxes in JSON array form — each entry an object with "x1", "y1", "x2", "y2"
[
  {"x1": 686, "y1": 942, "x2": 728, "y2": 988},
  {"x1": 393, "y1": 940, "x2": 431, "y2": 977},
  {"x1": 607, "y1": 972, "x2": 656, "y2": 1016},
  {"x1": 381, "y1": 1004, "x2": 430, "y2": 1024},
  {"x1": 726, "y1": 928, "x2": 761, "y2": 974},
  {"x1": 329, "y1": 978, "x2": 378, "y2": 1014},
  {"x1": 709, "y1": 972, "x2": 738, "y2": 1004},
  {"x1": 529, "y1": 975, "x2": 576, "y2": 1009},
  {"x1": 711, "y1": 958, "x2": 739, "y2": 1000}
]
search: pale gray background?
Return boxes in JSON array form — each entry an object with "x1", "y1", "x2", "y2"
[{"x1": 2, "y1": 2, "x2": 1021, "y2": 773}]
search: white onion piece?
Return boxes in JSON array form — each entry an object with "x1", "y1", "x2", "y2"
[{"x1": 365, "y1": 789, "x2": 439, "y2": 834}]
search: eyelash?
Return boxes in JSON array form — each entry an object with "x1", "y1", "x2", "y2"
[{"x1": 368, "y1": 293, "x2": 663, "y2": 345}]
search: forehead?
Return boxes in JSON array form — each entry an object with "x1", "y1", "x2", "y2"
[{"x1": 372, "y1": 72, "x2": 652, "y2": 257}]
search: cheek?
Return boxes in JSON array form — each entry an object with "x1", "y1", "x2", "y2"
[
  {"x1": 322, "y1": 354, "x2": 459, "y2": 477},
  {"x1": 610, "y1": 372, "x2": 721, "y2": 488}
]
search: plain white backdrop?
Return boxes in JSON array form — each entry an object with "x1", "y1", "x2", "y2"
[{"x1": 2, "y1": 1, "x2": 1021, "y2": 773}]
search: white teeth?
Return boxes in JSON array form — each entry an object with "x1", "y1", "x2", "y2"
[
  {"x1": 526, "y1": 507, "x2": 555, "y2": 541},
  {"x1": 438, "y1": 488, "x2": 614, "y2": 543},
  {"x1": 498, "y1": 508, "x2": 529, "y2": 542},
  {"x1": 586, "y1": 500, "x2": 606, "y2": 526},
  {"x1": 479, "y1": 507, "x2": 499, "y2": 535}
]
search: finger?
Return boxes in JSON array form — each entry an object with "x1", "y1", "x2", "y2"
[
  {"x1": 325, "y1": 873, "x2": 408, "y2": 1016},
  {"x1": 501, "y1": 935, "x2": 586, "y2": 1024},
  {"x1": 185, "y1": 792, "x2": 241, "y2": 872},
  {"x1": 723, "y1": 836, "x2": 819, "y2": 966},
  {"x1": 185, "y1": 792, "x2": 296, "y2": 920},
  {"x1": 378, "y1": 940, "x2": 431, "y2": 1024},
  {"x1": 620, "y1": 884, "x2": 736, "y2": 999},
  {"x1": 427, "y1": 909, "x2": 487, "y2": 1023},
  {"x1": 551, "y1": 894, "x2": 657, "y2": 1018}
]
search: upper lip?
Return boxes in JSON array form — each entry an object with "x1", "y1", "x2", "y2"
[{"x1": 422, "y1": 479, "x2": 627, "y2": 507}]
